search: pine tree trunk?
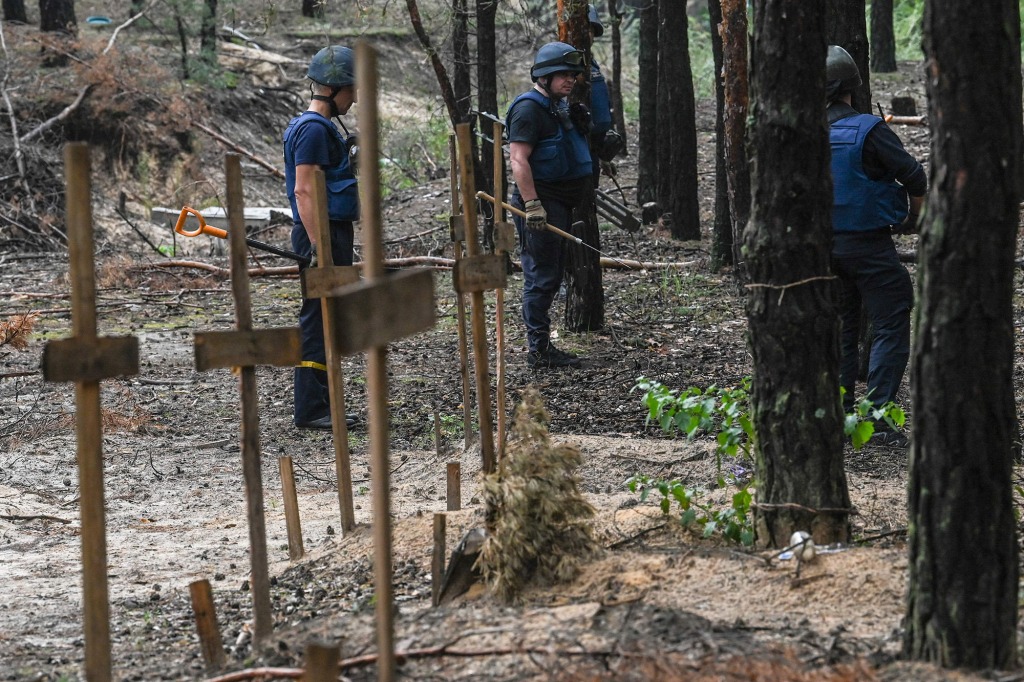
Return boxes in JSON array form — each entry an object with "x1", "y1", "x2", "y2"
[
  {"x1": 477, "y1": 0, "x2": 498, "y2": 209},
  {"x1": 199, "y1": 0, "x2": 218, "y2": 72},
  {"x1": 3, "y1": 0, "x2": 27, "y2": 23},
  {"x1": 746, "y1": 0, "x2": 849, "y2": 547},
  {"x1": 826, "y1": 0, "x2": 870, "y2": 113},
  {"x1": 869, "y1": 0, "x2": 897, "y2": 72},
  {"x1": 656, "y1": 0, "x2": 699, "y2": 240},
  {"x1": 720, "y1": 0, "x2": 750, "y2": 280},
  {"x1": 903, "y1": 0, "x2": 1022, "y2": 668},
  {"x1": 608, "y1": 4, "x2": 627, "y2": 148},
  {"x1": 708, "y1": 0, "x2": 732, "y2": 271},
  {"x1": 635, "y1": 0, "x2": 658, "y2": 207},
  {"x1": 301, "y1": 0, "x2": 324, "y2": 19}
]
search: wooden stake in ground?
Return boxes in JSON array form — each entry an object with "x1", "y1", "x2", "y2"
[
  {"x1": 42, "y1": 142, "x2": 140, "y2": 682},
  {"x1": 447, "y1": 133, "x2": 475, "y2": 451},
  {"x1": 302, "y1": 168, "x2": 360, "y2": 534},
  {"x1": 455, "y1": 122, "x2": 498, "y2": 474},
  {"x1": 278, "y1": 456, "x2": 304, "y2": 560},
  {"x1": 191, "y1": 154, "x2": 303, "y2": 645},
  {"x1": 335, "y1": 41, "x2": 436, "y2": 681},
  {"x1": 490, "y1": 118, "x2": 516, "y2": 461},
  {"x1": 189, "y1": 579, "x2": 227, "y2": 672}
]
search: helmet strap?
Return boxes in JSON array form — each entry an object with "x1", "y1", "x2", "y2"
[
  {"x1": 536, "y1": 76, "x2": 553, "y2": 97},
  {"x1": 311, "y1": 86, "x2": 343, "y2": 118}
]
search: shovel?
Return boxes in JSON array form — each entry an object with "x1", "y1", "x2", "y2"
[{"x1": 174, "y1": 206, "x2": 310, "y2": 265}]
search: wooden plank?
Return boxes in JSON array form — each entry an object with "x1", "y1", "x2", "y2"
[
  {"x1": 189, "y1": 579, "x2": 226, "y2": 672},
  {"x1": 42, "y1": 335, "x2": 139, "y2": 382},
  {"x1": 329, "y1": 269, "x2": 436, "y2": 354},
  {"x1": 193, "y1": 328, "x2": 301, "y2": 370},
  {"x1": 453, "y1": 253, "x2": 507, "y2": 293},
  {"x1": 449, "y1": 133, "x2": 475, "y2": 452},
  {"x1": 448, "y1": 213, "x2": 465, "y2": 242},
  {"x1": 278, "y1": 456, "x2": 304, "y2": 561},
  {"x1": 431, "y1": 513, "x2": 446, "y2": 607},
  {"x1": 304, "y1": 642, "x2": 340, "y2": 682},
  {"x1": 312, "y1": 169, "x2": 357, "y2": 534},
  {"x1": 300, "y1": 264, "x2": 360, "y2": 299},
  {"x1": 446, "y1": 461, "x2": 461, "y2": 511},
  {"x1": 493, "y1": 221, "x2": 516, "y2": 254}
]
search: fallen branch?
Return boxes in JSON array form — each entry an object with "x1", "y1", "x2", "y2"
[
  {"x1": 0, "y1": 513, "x2": 71, "y2": 523},
  {"x1": 190, "y1": 120, "x2": 284, "y2": 179},
  {"x1": 149, "y1": 256, "x2": 457, "y2": 277},
  {"x1": 19, "y1": 83, "x2": 94, "y2": 144},
  {"x1": 601, "y1": 257, "x2": 699, "y2": 270}
]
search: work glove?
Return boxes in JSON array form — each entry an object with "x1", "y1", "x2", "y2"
[
  {"x1": 346, "y1": 135, "x2": 359, "y2": 175},
  {"x1": 308, "y1": 242, "x2": 319, "y2": 268},
  {"x1": 523, "y1": 199, "x2": 547, "y2": 232}
]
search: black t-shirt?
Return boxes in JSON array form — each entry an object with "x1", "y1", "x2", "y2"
[{"x1": 507, "y1": 95, "x2": 590, "y2": 206}]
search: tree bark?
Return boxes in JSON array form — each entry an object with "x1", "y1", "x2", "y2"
[
  {"x1": 746, "y1": 0, "x2": 849, "y2": 547},
  {"x1": 38, "y1": 0, "x2": 76, "y2": 66},
  {"x1": 720, "y1": 0, "x2": 750, "y2": 280},
  {"x1": 563, "y1": 0, "x2": 603, "y2": 333},
  {"x1": 476, "y1": 0, "x2": 498, "y2": 212},
  {"x1": 869, "y1": 0, "x2": 897, "y2": 72},
  {"x1": 3, "y1": 0, "x2": 27, "y2": 23},
  {"x1": 608, "y1": 2, "x2": 627, "y2": 147},
  {"x1": 708, "y1": 0, "x2": 732, "y2": 271},
  {"x1": 199, "y1": 0, "x2": 218, "y2": 72},
  {"x1": 656, "y1": 0, "x2": 699, "y2": 240},
  {"x1": 826, "y1": 0, "x2": 870, "y2": 113},
  {"x1": 903, "y1": 0, "x2": 1022, "y2": 668},
  {"x1": 635, "y1": 0, "x2": 658, "y2": 207}
]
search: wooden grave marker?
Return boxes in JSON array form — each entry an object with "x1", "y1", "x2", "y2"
[
  {"x1": 447, "y1": 133, "x2": 475, "y2": 451},
  {"x1": 306, "y1": 166, "x2": 359, "y2": 534},
  {"x1": 41, "y1": 142, "x2": 141, "y2": 682},
  {"x1": 490, "y1": 118, "x2": 514, "y2": 461},
  {"x1": 191, "y1": 153, "x2": 302, "y2": 644},
  {"x1": 455, "y1": 122, "x2": 497, "y2": 474},
  {"x1": 338, "y1": 41, "x2": 437, "y2": 681}
]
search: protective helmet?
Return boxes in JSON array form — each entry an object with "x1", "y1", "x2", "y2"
[
  {"x1": 826, "y1": 45, "x2": 861, "y2": 101},
  {"x1": 531, "y1": 41, "x2": 586, "y2": 81},
  {"x1": 307, "y1": 45, "x2": 355, "y2": 88},
  {"x1": 588, "y1": 4, "x2": 604, "y2": 37}
]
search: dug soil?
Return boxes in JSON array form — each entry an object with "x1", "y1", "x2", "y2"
[{"x1": 1, "y1": 19, "x2": 1022, "y2": 682}]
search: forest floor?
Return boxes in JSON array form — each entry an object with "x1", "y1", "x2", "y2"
[{"x1": 2, "y1": 7, "x2": 1024, "y2": 682}]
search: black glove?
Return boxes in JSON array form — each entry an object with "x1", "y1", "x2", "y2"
[
  {"x1": 346, "y1": 135, "x2": 359, "y2": 175},
  {"x1": 569, "y1": 102, "x2": 591, "y2": 133},
  {"x1": 308, "y1": 242, "x2": 319, "y2": 268},
  {"x1": 596, "y1": 128, "x2": 625, "y2": 162},
  {"x1": 523, "y1": 199, "x2": 547, "y2": 232},
  {"x1": 894, "y1": 212, "x2": 920, "y2": 235}
]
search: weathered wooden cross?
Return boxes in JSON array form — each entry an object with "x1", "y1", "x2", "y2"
[
  {"x1": 446, "y1": 133, "x2": 476, "y2": 451},
  {"x1": 191, "y1": 154, "x2": 302, "y2": 645},
  {"x1": 41, "y1": 142, "x2": 140, "y2": 682},
  {"x1": 454, "y1": 122, "x2": 502, "y2": 474},
  {"x1": 334, "y1": 41, "x2": 437, "y2": 680}
]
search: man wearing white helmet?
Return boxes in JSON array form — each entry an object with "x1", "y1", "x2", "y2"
[
  {"x1": 283, "y1": 45, "x2": 360, "y2": 430},
  {"x1": 507, "y1": 41, "x2": 594, "y2": 369}
]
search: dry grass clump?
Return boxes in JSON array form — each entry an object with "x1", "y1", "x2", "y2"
[
  {"x1": 476, "y1": 387, "x2": 596, "y2": 603},
  {"x1": 0, "y1": 313, "x2": 39, "y2": 350}
]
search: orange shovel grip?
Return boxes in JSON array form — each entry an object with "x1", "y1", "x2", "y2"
[{"x1": 174, "y1": 206, "x2": 227, "y2": 239}]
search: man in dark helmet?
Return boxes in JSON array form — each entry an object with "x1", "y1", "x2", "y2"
[
  {"x1": 283, "y1": 45, "x2": 360, "y2": 430},
  {"x1": 827, "y1": 44, "x2": 927, "y2": 446},
  {"x1": 507, "y1": 41, "x2": 594, "y2": 369}
]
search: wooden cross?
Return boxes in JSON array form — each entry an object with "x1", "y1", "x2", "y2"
[
  {"x1": 342, "y1": 41, "x2": 437, "y2": 681},
  {"x1": 455, "y1": 122, "x2": 500, "y2": 474},
  {"x1": 489, "y1": 118, "x2": 517, "y2": 461},
  {"x1": 191, "y1": 153, "x2": 302, "y2": 645},
  {"x1": 447, "y1": 133, "x2": 476, "y2": 451},
  {"x1": 41, "y1": 142, "x2": 140, "y2": 682},
  {"x1": 296, "y1": 167, "x2": 361, "y2": 534}
]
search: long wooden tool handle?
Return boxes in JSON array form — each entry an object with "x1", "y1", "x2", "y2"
[{"x1": 475, "y1": 191, "x2": 581, "y2": 244}]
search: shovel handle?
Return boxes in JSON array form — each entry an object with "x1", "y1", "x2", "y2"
[
  {"x1": 475, "y1": 191, "x2": 580, "y2": 244},
  {"x1": 175, "y1": 206, "x2": 227, "y2": 239}
]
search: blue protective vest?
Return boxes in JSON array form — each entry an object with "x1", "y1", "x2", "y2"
[
  {"x1": 506, "y1": 91, "x2": 593, "y2": 182},
  {"x1": 590, "y1": 60, "x2": 612, "y2": 139},
  {"x1": 283, "y1": 112, "x2": 359, "y2": 223},
  {"x1": 830, "y1": 114, "x2": 908, "y2": 232}
]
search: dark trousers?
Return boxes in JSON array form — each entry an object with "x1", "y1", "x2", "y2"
[
  {"x1": 511, "y1": 193, "x2": 571, "y2": 352},
  {"x1": 833, "y1": 234, "x2": 913, "y2": 410},
  {"x1": 291, "y1": 220, "x2": 354, "y2": 424}
]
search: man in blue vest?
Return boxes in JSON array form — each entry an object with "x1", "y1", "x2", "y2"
[
  {"x1": 828, "y1": 45, "x2": 926, "y2": 446},
  {"x1": 507, "y1": 42, "x2": 594, "y2": 369},
  {"x1": 283, "y1": 46, "x2": 360, "y2": 430}
]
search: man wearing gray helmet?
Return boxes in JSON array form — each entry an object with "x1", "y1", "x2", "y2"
[
  {"x1": 827, "y1": 45, "x2": 926, "y2": 447},
  {"x1": 283, "y1": 45, "x2": 360, "y2": 430},
  {"x1": 507, "y1": 41, "x2": 594, "y2": 369}
]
